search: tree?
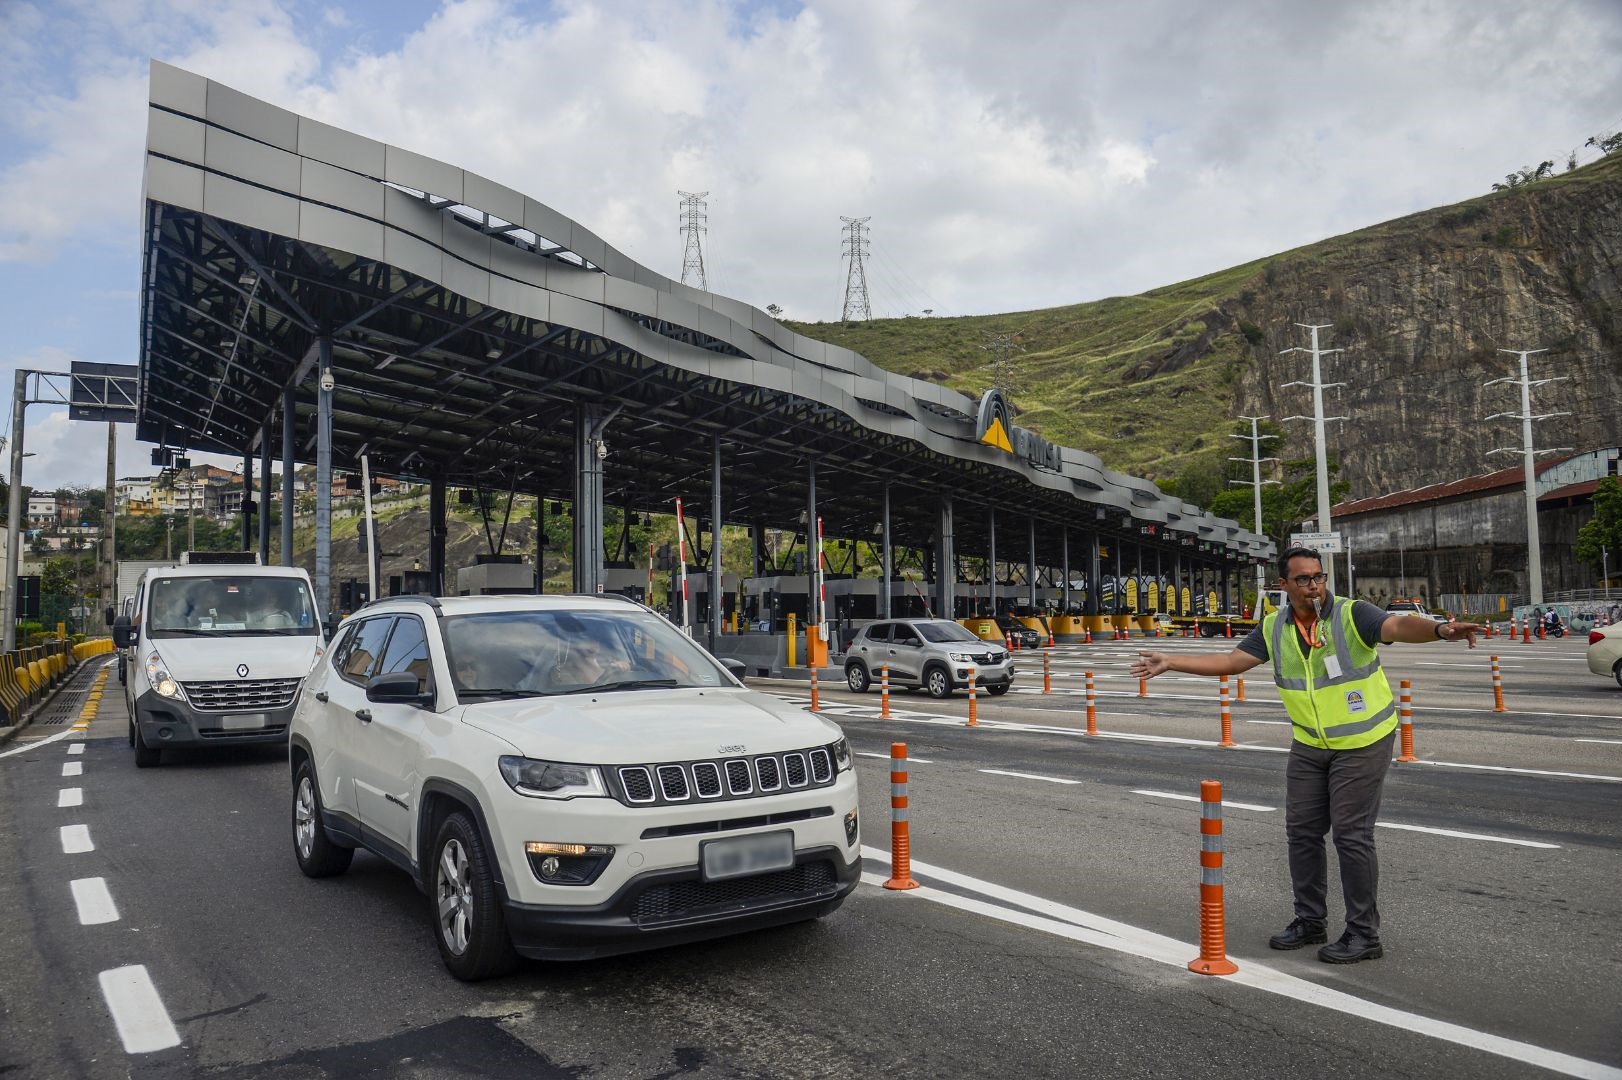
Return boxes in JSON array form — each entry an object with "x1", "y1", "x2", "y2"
[
  {"x1": 765, "y1": 304, "x2": 783, "y2": 319},
  {"x1": 1575, "y1": 477, "x2": 1622, "y2": 581},
  {"x1": 1586, "y1": 132, "x2": 1622, "y2": 157}
]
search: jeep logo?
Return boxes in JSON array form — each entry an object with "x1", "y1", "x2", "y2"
[{"x1": 718, "y1": 744, "x2": 746, "y2": 755}]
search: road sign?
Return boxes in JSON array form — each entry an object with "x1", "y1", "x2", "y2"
[
  {"x1": 68, "y1": 362, "x2": 138, "y2": 423},
  {"x1": 1289, "y1": 531, "x2": 1343, "y2": 554}
]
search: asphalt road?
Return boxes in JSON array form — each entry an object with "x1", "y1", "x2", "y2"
[{"x1": 0, "y1": 640, "x2": 1617, "y2": 1079}]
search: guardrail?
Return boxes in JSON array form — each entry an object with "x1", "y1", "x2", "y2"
[{"x1": 0, "y1": 637, "x2": 114, "y2": 729}]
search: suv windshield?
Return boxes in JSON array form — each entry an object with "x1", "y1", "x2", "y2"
[
  {"x1": 443, "y1": 608, "x2": 730, "y2": 698},
  {"x1": 917, "y1": 621, "x2": 982, "y2": 644},
  {"x1": 146, "y1": 576, "x2": 318, "y2": 637}
]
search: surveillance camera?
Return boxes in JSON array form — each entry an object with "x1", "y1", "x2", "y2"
[
  {"x1": 596, "y1": 441, "x2": 609, "y2": 460},
  {"x1": 319, "y1": 369, "x2": 336, "y2": 393}
]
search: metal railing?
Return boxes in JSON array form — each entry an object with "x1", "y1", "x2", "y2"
[{"x1": 0, "y1": 638, "x2": 115, "y2": 729}]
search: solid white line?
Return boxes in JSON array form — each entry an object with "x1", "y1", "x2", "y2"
[
  {"x1": 858, "y1": 851, "x2": 1622, "y2": 1080},
  {"x1": 1132, "y1": 789, "x2": 1276, "y2": 812},
  {"x1": 0, "y1": 725, "x2": 78, "y2": 759},
  {"x1": 67, "y1": 743, "x2": 85, "y2": 755},
  {"x1": 62, "y1": 761, "x2": 83, "y2": 777},
  {"x1": 58, "y1": 788, "x2": 83, "y2": 808},
  {"x1": 98, "y1": 965, "x2": 180, "y2": 1054},
  {"x1": 857, "y1": 751, "x2": 935, "y2": 764},
  {"x1": 980, "y1": 769, "x2": 1081, "y2": 785},
  {"x1": 71, "y1": 877, "x2": 120, "y2": 925},
  {"x1": 1410, "y1": 760, "x2": 1622, "y2": 783},
  {"x1": 1573, "y1": 739, "x2": 1622, "y2": 746},
  {"x1": 1375, "y1": 821, "x2": 1559, "y2": 849},
  {"x1": 60, "y1": 824, "x2": 93, "y2": 853},
  {"x1": 1245, "y1": 719, "x2": 1291, "y2": 725}
]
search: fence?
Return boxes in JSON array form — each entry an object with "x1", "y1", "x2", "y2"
[{"x1": 0, "y1": 638, "x2": 115, "y2": 729}]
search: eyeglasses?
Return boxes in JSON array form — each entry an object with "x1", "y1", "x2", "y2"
[{"x1": 1290, "y1": 573, "x2": 1328, "y2": 587}]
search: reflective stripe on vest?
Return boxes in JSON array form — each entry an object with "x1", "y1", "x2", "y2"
[{"x1": 1262, "y1": 596, "x2": 1396, "y2": 750}]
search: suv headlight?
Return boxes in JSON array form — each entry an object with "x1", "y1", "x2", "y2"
[
  {"x1": 498, "y1": 757, "x2": 606, "y2": 800},
  {"x1": 831, "y1": 736, "x2": 852, "y2": 772},
  {"x1": 144, "y1": 652, "x2": 182, "y2": 699}
]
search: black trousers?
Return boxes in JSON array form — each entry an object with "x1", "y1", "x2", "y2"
[{"x1": 1284, "y1": 731, "x2": 1395, "y2": 937}]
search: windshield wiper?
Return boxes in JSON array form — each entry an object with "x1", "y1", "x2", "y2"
[
  {"x1": 457, "y1": 688, "x2": 552, "y2": 699},
  {"x1": 150, "y1": 627, "x2": 216, "y2": 636},
  {"x1": 558, "y1": 678, "x2": 680, "y2": 695}
]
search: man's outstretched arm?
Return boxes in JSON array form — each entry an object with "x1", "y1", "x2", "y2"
[{"x1": 1130, "y1": 648, "x2": 1267, "y2": 679}]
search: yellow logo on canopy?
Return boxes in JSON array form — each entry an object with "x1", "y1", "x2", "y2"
[{"x1": 981, "y1": 417, "x2": 1013, "y2": 453}]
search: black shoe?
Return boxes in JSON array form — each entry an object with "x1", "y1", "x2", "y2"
[
  {"x1": 1268, "y1": 917, "x2": 1328, "y2": 950},
  {"x1": 1318, "y1": 931, "x2": 1384, "y2": 964}
]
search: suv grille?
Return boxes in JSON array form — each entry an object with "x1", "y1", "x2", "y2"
[
  {"x1": 181, "y1": 678, "x2": 301, "y2": 712},
  {"x1": 611, "y1": 745, "x2": 840, "y2": 807},
  {"x1": 631, "y1": 861, "x2": 837, "y2": 924}
]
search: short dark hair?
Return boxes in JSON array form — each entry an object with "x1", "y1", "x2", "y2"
[{"x1": 1279, "y1": 546, "x2": 1322, "y2": 579}]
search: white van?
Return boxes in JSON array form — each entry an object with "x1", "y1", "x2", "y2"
[{"x1": 113, "y1": 553, "x2": 324, "y2": 767}]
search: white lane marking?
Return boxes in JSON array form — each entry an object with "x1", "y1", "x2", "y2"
[
  {"x1": 71, "y1": 877, "x2": 120, "y2": 925},
  {"x1": 58, "y1": 788, "x2": 83, "y2": 808},
  {"x1": 1408, "y1": 760, "x2": 1622, "y2": 783},
  {"x1": 858, "y1": 852, "x2": 1622, "y2": 1080},
  {"x1": 1375, "y1": 821, "x2": 1559, "y2": 849},
  {"x1": 60, "y1": 824, "x2": 93, "y2": 853},
  {"x1": 67, "y1": 743, "x2": 84, "y2": 756},
  {"x1": 1132, "y1": 789, "x2": 1277, "y2": 812},
  {"x1": 980, "y1": 769, "x2": 1081, "y2": 785},
  {"x1": 1573, "y1": 739, "x2": 1622, "y2": 745},
  {"x1": 1416, "y1": 662, "x2": 1526, "y2": 669},
  {"x1": 98, "y1": 965, "x2": 180, "y2": 1054},
  {"x1": 857, "y1": 751, "x2": 935, "y2": 764},
  {"x1": 0, "y1": 725, "x2": 79, "y2": 759},
  {"x1": 62, "y1": 761, "x2": 83, "y2": 777},
  {"x1": 1245, "y1": 719, "x2": 1291, "y2": 726}
]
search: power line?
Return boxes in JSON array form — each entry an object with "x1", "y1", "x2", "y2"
[
  {"x1": 840, "y1": 216, "x2": 872, "y2": 324},
  {"x1": 677, "y1": 190, "x2": 708, "y2": 291},
  {"x1": 1485, "y1": 347, "x2": 1572, "y2": 607}
]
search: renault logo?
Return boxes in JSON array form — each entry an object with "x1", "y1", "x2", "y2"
[{"x1": 236, "y1": 664, "x2": 250, "y2": 678}]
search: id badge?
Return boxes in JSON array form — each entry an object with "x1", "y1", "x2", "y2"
[{"x1": 1324, "y1": 655, "x2": 1343, "y2": 680}]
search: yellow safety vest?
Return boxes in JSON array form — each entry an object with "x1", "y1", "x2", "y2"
[{"x1": 1263, "y1": 597, "x2": 1396, "y2": 750}]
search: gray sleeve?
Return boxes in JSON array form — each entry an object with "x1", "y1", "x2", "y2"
[
  {"x1": 1237, "y1": 624, "x2": 1269, "y2": 660},
  {"x1": 1351, "y1": 600, "x2": 1391, "y2": 648}
]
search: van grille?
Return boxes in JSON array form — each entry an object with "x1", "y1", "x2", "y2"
[
  {"x1": 610, "y1": 745, "x2": 840, "y2": 808},
  {"x1": 181, "y1": 678, "x2": 301, "y2": 712}
]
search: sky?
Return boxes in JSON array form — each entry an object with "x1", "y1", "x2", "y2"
[{"x1": 2, "y1": 0, "x2": 1620, "y2": 492}]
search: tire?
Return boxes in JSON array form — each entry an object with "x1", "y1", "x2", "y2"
[
  {"x1": 1613, "y1": 660, "x2": 1621, "y2": 690},
  {"x1": 132, "y1": 723, "x2": 160, "y2": 768},
  {"x1": 987, "y1": 683, "x2": 1010, "y2": 697},
  {"x1": 431, "y1": 811, "x2": 519, "y2": 981},
  {"x1": 924, "y1": 665, "x2": 953, "y2": 699},
  {"x1": 845, "y1": 663, "x2": 870, "y2": 694},
  {"x1": 293, "y1": 761, "x2": 353, "y2": 878}
]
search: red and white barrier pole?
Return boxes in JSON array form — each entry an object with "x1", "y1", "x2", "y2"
[
  {"x1": 1491, "y1": 656, "x2": 1507, "y2": 714},
  {"x1": 880, "y1": 664, "x2": 891, "y2": 719},
  {"x1": 674, "y1": 497, "x2": 691, "y2": 636},
  {"x1": 1395, "y1": 679, "x2": 1417, "y2": 762},
  {"x1": 1218, "y1": 674, "x2": 1236, "y2": 748},
  {"x1": 1085, "y1": 671, "x2": 1098, "y2": 735},
  {"x1": 966, "y1": 667, "x2": 978, "y2": 727},
  {"x1": 883, "y1": 743, "x2": 919, "y2": 891},
  {"x1": 1042, "y1": 649, "x2": 1052, "y2": 694},
  {"x1": 1188, "y1": 780, "x2": 1239, "y2": 976}
]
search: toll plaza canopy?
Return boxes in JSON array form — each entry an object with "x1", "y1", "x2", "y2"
[{"x1": 137, "y1": 60, "x2": 1272, "y2": 611}]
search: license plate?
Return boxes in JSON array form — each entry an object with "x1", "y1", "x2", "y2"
[
  {"x1": 220, "y1": 714, "x2": 267, "y2": 730},
  {"x1": 700, "y1": 830, "x2": 794, "y2": 882}
]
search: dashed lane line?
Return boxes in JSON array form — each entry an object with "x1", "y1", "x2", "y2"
[
  {"x1": 71, "y1": 878, "x2": 120, "y2": 925},
  {"x1": 1573, "y1": 739, "x2": 1622, "y2": 746},
  {"x1": 60, "y1": 824, "x2": 93, "y2": 854},
  {"x1": 1374, "y1": 821, "x2": 1560, "y2": 849},
  {"x1": 856, "y1": 751, "x2": 934, "y2": 763},
  {"x1": 0, "y1": 726, "x2": 82, "y2": 759},
  {"x1": 1132, "y1": 789, "x2": 1277, "y2": 812},
  {"x1": 98, "y1": 966, "x2": 180, "y2": 1054},
  {"x1": 979, "y1": 769, "x2": 1081, "y2": 785},
  {"x1": 58, "y1": 788, "x2": 83, "y2": 808},
  {"x1": 63, "y1": 761, "x2": 83, "y2": 777},
  {"x1": 856, "y1": 850, "x2": 1622, "y2": 1080},
  {"x1": 67, "y1": 743, "x2": 84, "y2": 755}
]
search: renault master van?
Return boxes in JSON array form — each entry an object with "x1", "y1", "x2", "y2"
[{"x1": 113, "y1": 553, "x2": 324, "y2": 767}]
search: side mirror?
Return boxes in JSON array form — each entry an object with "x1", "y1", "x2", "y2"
[
  {"x1": 718, "y1": 657, "x2": 747, "y2": 681},
  {"x1": 104, "y1": 605, "x2": 116, "y2": 627},
  {"x1": 112, "y1": 615, "x2": 134, "y2": 649},
  {"x1": 365, "y1": 671, "x2": 432, "y2": 705}
]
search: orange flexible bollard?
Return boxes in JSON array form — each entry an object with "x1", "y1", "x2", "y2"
[
  {"x1": 1225, "y1": 620, "x2": 1233, "y2": 638},
  {"x1": 1491, "y1": 656, "x2": 1507, "y2": 714},
  {"x1": 1523, "y1": 618, "x2": 1531, "y2": 644},
  {"x1": 880, "y1": 664, "x2": 891, "y2": 719},
  {"x1": 883, "y1": 743, "x2": 920, "y2": 890},
  {"x1": 1188, "y1": 780, "x2": 1239, "y2": 976},
  {"x1": 1485, "y1": 619, "x2": 1494, "y2": 639},
  {"x1": 1138, "y1": 676, "x2": 1148, "y2": 699},
  {"x1": 1235, "y1": 677, "x2": 1246, "y2": 702},
  {"x1": 1538, "y1": 618, "x2": 1546, "y2": 641},
  {"x1": 1047, "y1": 630, "x2": 1055, "y2": 647},
  {"x1": 810, "y1": 667, "x2": 820, "y2": 712},
  {"x1": 1042, "y1": 649, "x2": 1052, "y2": 695},
  {"x1": 1396, "y1": 679, "x2": 1417, "y2": 762},
  {"x1": 1085, "y1": 671, "x2": 1098, "y2": 735},
  {"x1": 1084, "y1": 627, "x2": 1093, "y2": 645},
  {"x1": 1218, "y1": 675, "x2": 1236, "y2": 748},
  {"x1": 967, "y1": 667, "x2": 978, "y2": 727}
]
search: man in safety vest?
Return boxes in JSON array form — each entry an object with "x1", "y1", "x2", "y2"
[{"x1": 1129, "y1": 546, "x2": 1484, "y2": 964}]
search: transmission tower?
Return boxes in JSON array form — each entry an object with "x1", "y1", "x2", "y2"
[
  {"x1": 981, "y1": 332, "x2": 1025, "y2": 399},
  {"x1": 1281, "y1": 323, "x2": 1349, "y2": 592},
  {"x1": 1228, "y1": 416, "x2": 1281, "y2": 596},
  {"x1": 678, "y1": 190, "x2": 708, "y2": 290},
  {"x1": 1485, "y1": 348, "x2": 1571, "y2": 607},
  {"x1": 840, "y1": 216, "x2": 872, "y2": 323}
]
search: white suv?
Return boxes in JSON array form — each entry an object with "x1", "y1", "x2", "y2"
[{"x1": 288, "y1": 594, "x2": 860, "y2": 980}]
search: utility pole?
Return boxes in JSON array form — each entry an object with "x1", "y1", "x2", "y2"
[
  {"x1": 103, "y1": 424, "x2": 116, "y2": 619},
  {"x1": 1228, "y1": 415, "x2": 1280, "y2": 597},
  {"x1": 1281, "y1": 323, "x2": 1347, "y2": 592},
  {"x1": 1486, "y1": 348, "x2": 1570, "y2": 607},
  {"x1": 677, "y1": 190, "x2": 709, "y2": 291},
  {"x1": 840, "y1": 216, "x2": 872, "y2": 324}
]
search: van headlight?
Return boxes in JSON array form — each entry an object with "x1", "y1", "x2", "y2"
[
  {"x1": 144, "y1": 653, "x2": 182, "y2": 699},
  {"x1": 498, "y1": 757, "x2": 606, "y2": 800},
  {"x1": 831, "y1": 736, "x2": 852, "y2": 772}
]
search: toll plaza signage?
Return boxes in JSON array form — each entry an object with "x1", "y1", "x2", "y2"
[{"x1": 976, "y1": 390, "x2": 1062, "y2": 471}]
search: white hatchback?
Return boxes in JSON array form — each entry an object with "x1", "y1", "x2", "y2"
[{"x1": 288, "y1": 594, "x2": 860, "y2": 980}]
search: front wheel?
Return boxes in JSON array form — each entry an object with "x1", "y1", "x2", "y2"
[
  {"x1": 293, "y1": 762, "x2": 353, "y2": 877},
  {"x1": 132, "y1": 723, "x2": 160, "y2": 768},
  {"x1": 432, "y1": 812, "x2": 519, "y2": 981},
  {"x1": 845, "y1": 663, "x2": 870, "y2": 694},
  {"x1": 1613, "y1": 660, "x2": 1621, "y2": 689},
  {"x1": 924, "y1": 666, "x2": 953, "y2": 699}
]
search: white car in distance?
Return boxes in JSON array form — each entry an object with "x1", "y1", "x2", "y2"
[{"x1": 289, "y1": 593, "x2": 860, "y2": 980}]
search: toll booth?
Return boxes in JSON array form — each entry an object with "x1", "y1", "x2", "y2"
[
  {"x1": 742, "y1": 573, "x2": 809, "y2": 631},
  {"x1": 387, "y1": 569, "x2": 436, "y2": 597},
  {"x1": 668, "y1": 572, "x2": 740, "y2": 629},
  {"x1": 455, "y1": 553, "x2": 535, "y2": 595},
  {"x1": 602, "y1": 567, "x2": 652, "y2": 605}
]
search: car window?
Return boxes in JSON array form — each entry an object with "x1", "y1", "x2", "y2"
[
  {"x1": 919, "y1": 621, "x2": 981, "y2": 643},
  {"x1": 342, "y1": 617, "x2": 395, "y2": 684},
  {"x1": 327, "y1": 623, "x2": 358, "y2": 672},
  {"x1": 892, "y1": 624, "x2": 921, "y2": 646},
  {"x1": 442, "y1": 608, "x2": 729, "y2": 697},
  {"x1": 865, "y1": 623, "x2": 891, "y2": 644},
  {"x1": 377, "y1": 616, "x2": 432, "y2": 694}
]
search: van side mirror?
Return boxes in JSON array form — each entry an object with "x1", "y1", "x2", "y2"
[{"x1": 112, "y1": 614, "x2": 134, "y2": 649}]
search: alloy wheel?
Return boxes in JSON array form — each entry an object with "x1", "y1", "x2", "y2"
[{"x1": 437, "y1": 838, "x2": 473, "y2": 956}]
